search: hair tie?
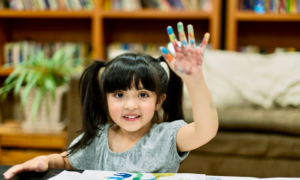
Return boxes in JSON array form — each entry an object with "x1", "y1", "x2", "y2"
[
  {"x1": 99, "y1": 67, "x2": 106, "y2": 76},
  {"x1": 159, "y1": 61, "x2": 170, "y2": 80},
  {"x1": 98, "y1": 61, "x2": 107, "y2": 78},
  {"x1": 158, "y1": 56, "x2": 170, "y2": 80}
]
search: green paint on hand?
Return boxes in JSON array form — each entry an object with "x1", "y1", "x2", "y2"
[{"x1": 177, "y1": 22, "x2": 184, "y2": 32}]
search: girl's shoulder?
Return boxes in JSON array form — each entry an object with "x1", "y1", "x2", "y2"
[
  {"x1": 153, "y1": 119, "x2": 187, "y2": 127},
  {"x1": 150, "y1": 120, "x2": 187, "y2": 134}
]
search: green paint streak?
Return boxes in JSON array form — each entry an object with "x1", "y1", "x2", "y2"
[
  {"x1": 188, "y1": 25, "x2": 193, "y2": 33},
  {"x1": 177, "y1": 22, "x2": 184, "y2": 32},
  {"x1": 133, "y1": 173, "x2": 143, "y2": 180}
]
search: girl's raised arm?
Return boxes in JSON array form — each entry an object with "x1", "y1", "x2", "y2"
[
  {"x1": 160, "y1": 22, "x2": 219, "y2": 152},
  {"x1": 3, "y1": 151, "x2": 73, "y2": 179}
]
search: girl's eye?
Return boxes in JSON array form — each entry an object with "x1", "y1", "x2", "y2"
[
  {"x1": 139, "y1": 93, "x2": 148, "y2": 98},
  {"x1": 114, "y1": 93, "x2": 124, "y2": 98}
]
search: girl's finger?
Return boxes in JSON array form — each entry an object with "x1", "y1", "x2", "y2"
[
  {"x1": 188, "y1": 24, "x2": 195, "y2": 46},
  {"x1": 160, "y1": 47, "x2": 174, "y2": 63},
  {"x1": 3, "y1": 164, "x2": 24, "y2": 179},
  {"x1": 167, "y1": 26, "x2": 179, "y2": 49},
  {"x1": 177, "y1": 22, "x2": 188, "y2": 46},
  {"x1": 160, "y1": 46, "x2": 184, "y2": 73},
  {"x1": 200, "y1": 33, "x2": 210, "y2": 49}
]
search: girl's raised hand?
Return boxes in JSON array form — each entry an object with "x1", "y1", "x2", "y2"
[
  {"x1": 3, "y1": 156, "x2": 49, "y2": 179},
  {"x1": 160, "y1": 22, "x2": 209, "y2": 76}
]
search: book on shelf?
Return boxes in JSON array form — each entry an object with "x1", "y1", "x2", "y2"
[
  {"x1": 0, "y1": 0, "x2": 94, "y2": 11},
  {"x1": 3, "y1": 41, "x2": 91, "y2": 67},
  {"x1": 103, "y1": 0, "x2": 212, "y2": 11},
  {"x1": 237, "y1": 45, "x2": 298, "y2": 54},
  {"x1": 107, "y1": 42, "x2": 164, "y2": 60},
  {"x1": 238, "y1": 0, "x2": 300, "y2": 14}
]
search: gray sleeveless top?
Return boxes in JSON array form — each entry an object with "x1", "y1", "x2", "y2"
[{"x1": 68, "y1": 120, "x2": 189, "y2": 173}]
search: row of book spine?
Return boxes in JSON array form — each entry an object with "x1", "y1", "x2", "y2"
[
  {"x1": 237, "y1": 45, "x2": 298, "y2": 54},
  {"x1": 104, "y1": 0, "x2": 212, "y2": 11},
  {"x1": 238, "y1": 0, "x2": 300, "y2": 14},
  {"x1": 107, "y1": 42, "x2": 212, "y2": 60},
  {"x1": 107, "y1": 42, "x2": 165, "y2": 60},
  {"x1": 0, "y1": 0, "x2": 94, "y2": 11},
  {"x1": 4, "y1": 41, "x2": 91, "y2": 67}
]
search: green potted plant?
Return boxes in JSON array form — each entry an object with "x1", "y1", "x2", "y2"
[{"x1": 0, "y1": 46, "x2": 83, "y2": 132}]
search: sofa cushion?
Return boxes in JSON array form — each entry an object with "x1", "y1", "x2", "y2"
[
  {"x1": 194, "y1": 131, "x2": 300, "y2": 159},
  {"x1": 218, "y1": 107, "x2": 300, "y2": 135},
  {"x1": 184, "y1": 107, "x2": 300, "y2": 135},
  {"x1": 179, "y1": 151, "x2": 300, "y2": 177}
]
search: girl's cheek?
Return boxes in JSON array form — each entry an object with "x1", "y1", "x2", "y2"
[
  {"x1": 108, "y1": 101, "x2": 122, "y2": 118},
  {"x1": 141, "y1": 102, "x2": 156, "y2": 114}
]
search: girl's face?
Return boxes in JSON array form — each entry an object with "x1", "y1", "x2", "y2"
[{"x1": 107, "y1": 84, "x2": 165, "y2": 133}]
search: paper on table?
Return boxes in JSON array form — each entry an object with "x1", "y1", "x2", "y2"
[
  {"x1": 206, "y1": 176, "x2": 300, "y2": 180},
  {"x1": 83, "y1": 170, "x2": 206, "y2": 180},
  {"x1": 47, "y1": 170, "x2": 105, "y2": 180},
  {"x1": 206, "y1": 176, "x2": 258, "y2": 180},
  {"x1": 261, "y1": 178, "x2": 300, "y2": 180},
  {"x1": 48, "y1": 171, "x2": 300, "y2": 180}
]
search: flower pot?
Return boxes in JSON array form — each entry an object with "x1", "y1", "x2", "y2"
[{"x1": 21, "y1": 85, "x2": 68, "y2": 133}]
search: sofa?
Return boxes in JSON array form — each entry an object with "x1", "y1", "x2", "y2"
[{"x1": 67, "y1": 50, "x2": 300, "y2": 177}]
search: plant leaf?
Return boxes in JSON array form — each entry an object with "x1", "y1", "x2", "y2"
[
  {"x1": 30, "y1": 88, "x2": 44, "y2": 122},
  {"x1": 14, "y1": 69, "x2": 27, "y2": 96},
  {"x1": 21, "y1": 72, "x2": 42, "y2": 107},
  {"x1": 44, "y1": 76, "x2": 56, "y2": 90},
  {"x1": 52, "y1": 47, "x2": 65, "y2": 63},
  {"x1": 61, "y1": 45, "x2": 76, "y2": 65},
  {"x1": 44, "y1": 76, "x2": 56, "y2": 101},
  {"x1": 44, "y1": 91, "x2": 50, "y2": 116},
  {"x1": 26, "y1": 71, "x2": 35, "y2": 83},
  {"x1": 4, "y1": 67, "x2": 22, "y2": 84},
  {"x1": 0, "y1": 81, "x2": 17, "y2": 101}
]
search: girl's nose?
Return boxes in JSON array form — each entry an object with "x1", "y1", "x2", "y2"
[{"x1": 124, "y1": 99, "x2": 138, "y2": 110}]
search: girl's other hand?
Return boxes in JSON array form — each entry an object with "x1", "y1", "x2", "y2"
[
  {"x1": 3, "y1": 156, "x2": 49, "y2": 179},
  {"x1": 160, "y1": 22, "x2": 209, "y2": 76}
]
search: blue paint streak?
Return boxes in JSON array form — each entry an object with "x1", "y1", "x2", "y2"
[
  {"x1": 167, "y1": 26, "x2": 174, "y2": 35},
  {"x1": 160, "y1": 47, "x2": 169, "y2": 54}
]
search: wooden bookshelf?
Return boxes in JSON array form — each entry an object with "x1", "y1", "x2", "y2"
[
  {"x1": 0, "y1": 0, "x2": 221, "y2": 76},
  {"x1": 0, "y1": 120, "x2": 66, "y2": 165},
  {"x1": 0, "y1": 0, "x2": 221, "y2": 165},
  {"x1": 0, "y1": 9, "x2": 94, "y2": 18},
  {"x1": 226, "y1": 1, "x2": 300, "y2": 53}
]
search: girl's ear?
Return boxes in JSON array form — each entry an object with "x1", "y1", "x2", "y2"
[{"x1": 156, "y1": 94, "x2": 167, "y2": 110}]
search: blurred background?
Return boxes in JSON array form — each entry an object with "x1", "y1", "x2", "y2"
[{"x1": 0, "y1": 0, "x2": 300, "y2": 177}]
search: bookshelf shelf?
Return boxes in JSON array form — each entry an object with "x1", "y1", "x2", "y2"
[
  {"x1": 0, "y1": 120, "x2": 66, "y2": 165},
  {"x1": 226, "y1": 1, "x2": 300, "y2": 52},
  {"x1": 0, "y1": 9, "x2": 94, "y2": 18},
  {"x1": 235, "y1": 12, "x2": 300, "y2": 21},
  {"x1": 101, "y1": 10, "x2": 212, "y2": 19},
  {"x1": 0, "y1": 67, "x2": 13, "y2": 76}
]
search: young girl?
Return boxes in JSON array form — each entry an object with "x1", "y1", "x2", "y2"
[{"x1": 3, "y1": 22, "x2": 218, "y2": 179}]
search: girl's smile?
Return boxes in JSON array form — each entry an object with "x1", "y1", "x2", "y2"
[{"x1": 123, "y1": 114, "x2": 141, "y2": 122}]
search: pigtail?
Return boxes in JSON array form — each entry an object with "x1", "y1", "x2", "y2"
[
  {"x1": 68, "y1": 60, "x2": 107, "y2": 156},
  {"x1": 158, "y1": 56, "x2": 184, "y2": 122}
]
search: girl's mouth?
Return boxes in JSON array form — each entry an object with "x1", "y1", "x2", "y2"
[{"x1": 123, "y1": 115, "x2": 141, "y2": 121}]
